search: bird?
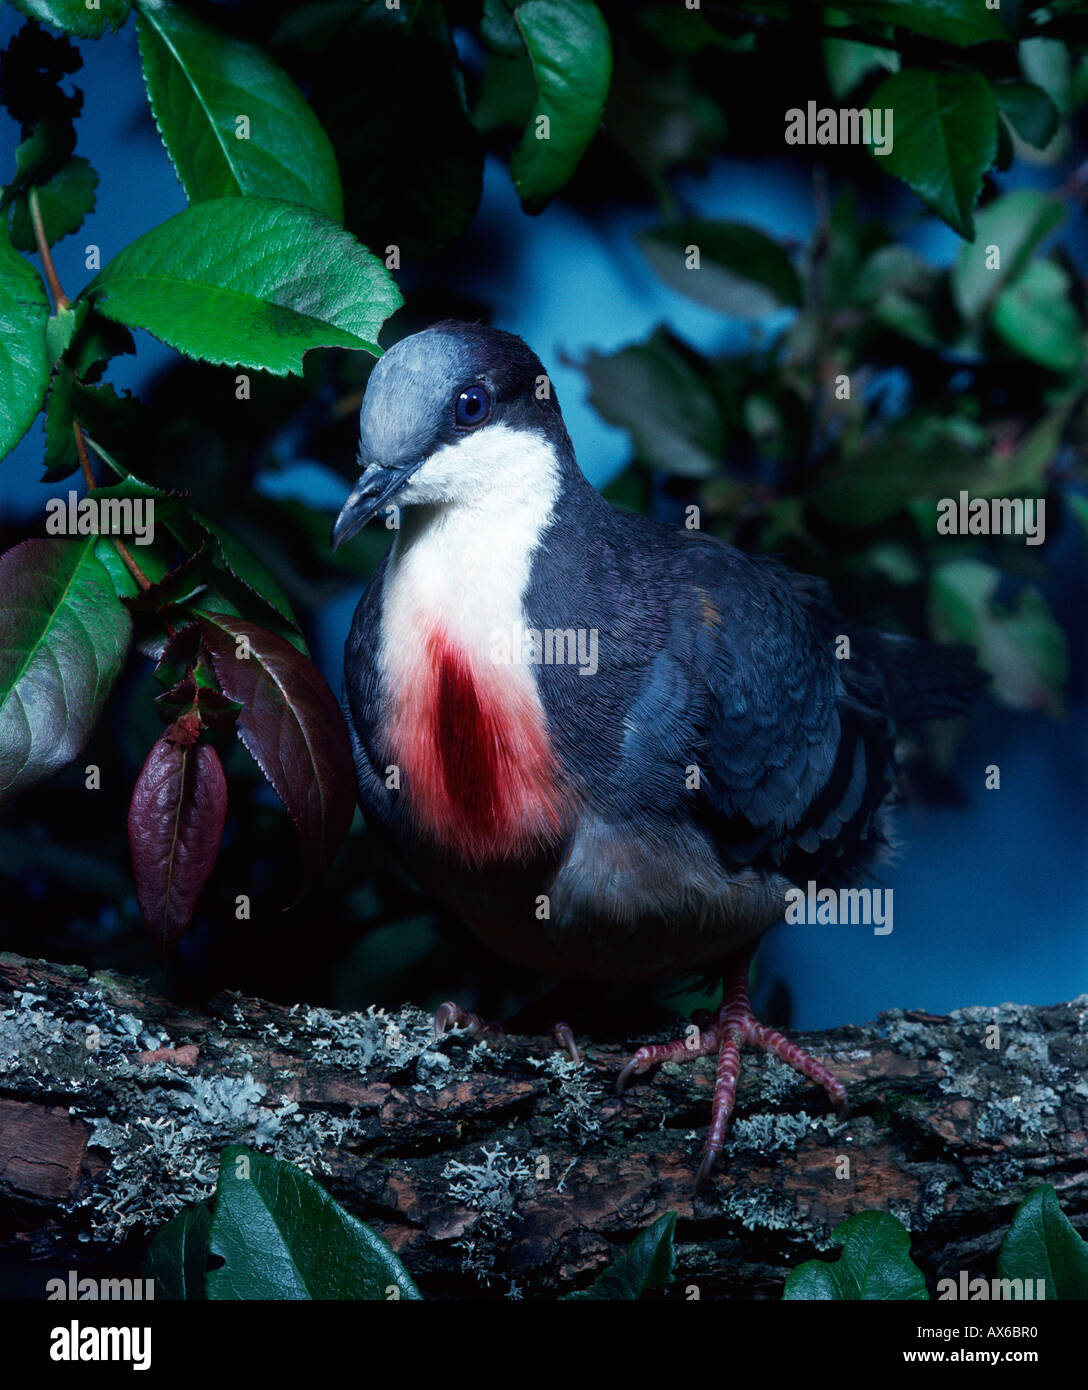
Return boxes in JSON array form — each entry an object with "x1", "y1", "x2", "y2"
[{"x1": 333, "y1": 320, "x2": 984, "y2": 1185}]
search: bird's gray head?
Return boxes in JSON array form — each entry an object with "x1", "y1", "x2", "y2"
[{"x1": 331, "y1": 321, "x2": 573, "y2": 549}]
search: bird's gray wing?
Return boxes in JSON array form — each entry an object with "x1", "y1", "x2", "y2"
[
  {"x1": 699, "y1": 554, "x2": 895, "y2": 873},
  {"x1": 617, "y1": 541, "x2": 895, "y2": 876},
  {"x1": 341, "y1": 553, "x2": 404, "y2": 835}
]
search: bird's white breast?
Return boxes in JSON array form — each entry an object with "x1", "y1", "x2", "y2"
[
  {"x1": 380, "y1": 425, "x2": 560, "y2": 658},
  {"x1": 375, "y1": 426, "x2": 568, "y2": 862}
]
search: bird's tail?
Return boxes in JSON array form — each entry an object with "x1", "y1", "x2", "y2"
[{"x1": 879, "y1": 633, "x2": 988, "y2": 724}]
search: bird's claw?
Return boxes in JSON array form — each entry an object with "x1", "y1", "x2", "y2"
[
  {"x1": 434, "y1": 1003, "x2": 581, "y2": 1064},
  {"x1": 553, "y1": 1021, "x2": 581, "y2": 1064},
  {"x1": 615, "y1": 1049, "x2": 655, "y2": 1094},
  {"x1": 433, "y1": 1001, "x2": 505, "y2": 1041}
]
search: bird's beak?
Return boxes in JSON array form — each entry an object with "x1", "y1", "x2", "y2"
[{"x1": 331, "y1": 459, "x2": 423, "y2": 550}]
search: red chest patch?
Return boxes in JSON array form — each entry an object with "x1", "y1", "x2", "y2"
[{"x1": 385, "y1": 627, "x2": 566, "y2": 864}]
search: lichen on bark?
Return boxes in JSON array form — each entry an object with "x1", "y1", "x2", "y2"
[{"x1": 2, "y1": 952, "x2": 1086, "y2": 1299}]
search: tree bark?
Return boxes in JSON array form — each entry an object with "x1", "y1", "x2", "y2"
[{"x1": 1, "y1": 951, "x2": 1085, "y2": 1299}]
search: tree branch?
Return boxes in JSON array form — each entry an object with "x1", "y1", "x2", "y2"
[{"x1": 1, "y1": 953, "x2": 1084, "y2": 1298}]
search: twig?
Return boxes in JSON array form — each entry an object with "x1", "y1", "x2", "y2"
[
  {"x1": 72, "y1": 419, "x2": 96, "y2": 493},
  {"x1": 111, "y1": 537, "x2": 154, "y2": 591},
  {"x1": 74, "y1": 425, "x2": 151, "y2": 589},
  {"x1": 31, "y1": 185, "x2": 152, "y2": 593},
  {"x1": 28, "y1": 186, "x2": 69, "y2": 312}
]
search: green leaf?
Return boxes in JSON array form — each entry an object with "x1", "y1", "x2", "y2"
[
  {"x1": 135, "y1": 0, "x2": 342, "y2": 222},
  {"x1": 93, "y1": 535, "x2": 140, "y2": 601},
  {"x1": 784, "y1": 1211, "x2": 929, "y2": 1300},
  {"x1": 930, "y1": 560, "x2": 1068, "y2": 717},
  {"x1": 992, "y1": 260, "x2": 1085, "y2": 373},
  {"x1": 82, "y1": 433, "x2": 133, "y2": 481},
  {"x1": 45, "y1": 300, "x2": 89, "y2": 366},
  {"x1": 67, "y1": 313, "x2": 136, "y2": 384},
  {"x1": 91, "y1": 522, "x2": 168, "y2": 600},
  {"x1": 824, "y1": 33, "x2": 899, "y2": 100},
  {"x1": 856, "y1": 541, "x2": 923, "y2": 587},
  {"x1": 161, "y1": 506, "x2": 307, "y2": 649},
  {"x1": 0, "y1": 224, "x2": 51, "y2": 460},
  {"x1": 186, "y1": 587, "x2": 308, "y2": 656},
  {"x1": 604, "y1": 62, "x2": 724, "y2": 199},
  {"x1": 474, "y1": 48, "x2": 535, "y2": 133},
  {"x1": 145, "y1": 1201, "x2": 212, "y2": 1300},
  {"x1": 563, "y1": 1212, "x2": 676, "y2": 1300},
  {"x1": 10, "y1": 0, "x2": 131, "y2": 39},
  {"x1": 84, "y1": 197, "x2": 403, "y2": 374},
  {"x1": 841, "y1": 1, "x2": 1009, "y2": 46},
  {"x1": 41, "y1": 366, "x2": 78, "y2": 480},
  {"x1": 5, "y1": 122, "x2": 76, "y2": 195},
  {"x1": 300, "y1": 3, "x2": 482, "y2": 257},
  {"x1": 509, "y1": 0, "x2": 612, "y2": 213},
  {"x1": 996, "y1": 1186, "x2": 1088, "y2": 1300},
  {"x1": 855, "y1": 245, "x2": 941, "y2": 348},
  {"x1": 993, "y1": 82, "x2": 1060, "y2": 149},
  {"x1": 870, "y1": 70, "x2": 998, "y2": 239},
  {"x1": 481, "y1": 0, "x2": 523, "y2": 56},
  {"x1": 811, "y1": 415, "x2": 983, "y2": 526},
  {"x1": 93, "y1": 473, "x2": 179, "y2": 510},
  {"x1": 1018, "y1": 36, "x2": 1088, "y2": 118},
  {"x1": 192, "y1": 512, "x2": 299, "y2": 628},
  {"x1": 952, "y1": 190, "x2": 1064, "y2": 323},
  {"x1": 76, "y1": 370, "x2": 142, "y2": 430},
  {"x1": 9, "y1": 158, "x2": 98, "y2": 252},
  {"x1": 206, "y1": 1146, "x2": 422, "y2": 1300},
  {"x1": 638, "y1": 220, "x2": 802, "y2": 319},
  {"x1": 580, "y1": 330, "x2": 724, "y2": 478},
  {"x1": 0, "y1": 538, "x2": 132, "y2": 804},
  {"x1": 979, "y1": 393, "x2": 1078, "y2": 498}
]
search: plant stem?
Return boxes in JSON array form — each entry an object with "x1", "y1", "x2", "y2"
[
  {"x1": 29, "y1": 178, "x2": 152, "y2": 599},
  {"x1": 73, "y1": 421, "x2": 151, "y2": 592},
  {"x1": 28, "y1": 187, "x2": 69, "y2": 312},
  {"x1": 112, "y1": 537, "x2": 153, "y2": 591},
  {"x1": 72, "y1": 420, "x2": 96, "y2": 493}
]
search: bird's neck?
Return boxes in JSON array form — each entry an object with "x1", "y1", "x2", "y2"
[{"x1": 383, "y1": 430, "x2": 574, "y2": 651}]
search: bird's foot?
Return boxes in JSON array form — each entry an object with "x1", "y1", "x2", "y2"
[
  {"x1": 616, "y1": 958, "x2": 846, "y2": 1189},
  {"x1": 434, "y1": 1002, "x2": 581, "y2": 1063},
  {"x1": 434, "y1": 1001, "x2": 506, "y2": 1041}
]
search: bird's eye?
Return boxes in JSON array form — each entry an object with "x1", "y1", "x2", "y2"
[{"x1": 454, "y1": 383, "x2": 492, "y2": 429}]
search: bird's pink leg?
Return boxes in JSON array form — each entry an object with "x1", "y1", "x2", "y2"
[
  {"x1": 617, "y1": 953, "x2": 847, "y2": 1188},
  {"x1": 616, "y1": 1020, "x2": 722, "y2": 1089}
]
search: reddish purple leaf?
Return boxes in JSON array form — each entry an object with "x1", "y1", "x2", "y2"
[
  {"x1": 196, "y1": 613, "x2": 354, "y2": 881},
  {"x1": 128, "y1": 735, "x2": 227, "y2": 961}
]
